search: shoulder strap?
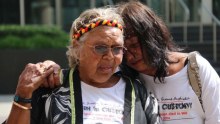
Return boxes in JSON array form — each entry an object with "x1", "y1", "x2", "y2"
[
  {"x1": 69, "y1": 67, "x2": 83, "y2": 124},
  {"x1": 121, "y1": 75, "x2": 136, "y2": 124},
  {"x1": 187, "y1": 51, "x2": 204, "y2": 111}
]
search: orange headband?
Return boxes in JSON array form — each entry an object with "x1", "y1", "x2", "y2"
[{"x1": 72, "y1": 19, "x2": 123, "y2": 40}]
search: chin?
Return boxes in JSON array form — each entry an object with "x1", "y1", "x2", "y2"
[
  {"x1": 96, "y1": 74, "x2": 112, "y2": 82},
  {"x1": 129, "y1": 66, "x2": 142, "y2": 72},
  {"x1": 94, "y1": 79, "x2": 109, "y2": 84}
]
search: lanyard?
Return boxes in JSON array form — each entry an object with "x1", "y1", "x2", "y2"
[
  {"x1": 127, "y1": 77, "x2": 135, "y2": 124},
  {"x1": 69, "y1": 68, "x2": 75, "y2": 124}
]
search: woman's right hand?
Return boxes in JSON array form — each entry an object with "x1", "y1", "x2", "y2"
[
  {"x1": 40, "y1": 60, "x2": 61, "y2": 89},
  {"x1": 15, "y1": 63, "x2": 54, "y2": 99},
  {"x1": 5, "y1": 62, "x2": 60, "y2": 124}
]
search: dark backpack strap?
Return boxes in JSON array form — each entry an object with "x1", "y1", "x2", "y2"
[
  {"x1": 72, "y1": 68, "x2": 83, "y2": 124},
  {"x1": 122, "y1": 75, "x2": 133, "y2": 124},
  {"x1": 187, "y1": 51, "x2": 204, "y2": 111}
]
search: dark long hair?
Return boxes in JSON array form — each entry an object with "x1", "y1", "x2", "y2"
[{"x1": 118, "y1": 1, "x2": 182, "y2": 83}]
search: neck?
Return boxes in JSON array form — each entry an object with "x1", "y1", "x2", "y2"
[{"x1": 80, "y1": 74, "x2": 120, "y2": 88}]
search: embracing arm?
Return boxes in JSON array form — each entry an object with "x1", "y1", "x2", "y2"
[{"x1": 5, "y1": 61, "x2": 60, "y2": 124}]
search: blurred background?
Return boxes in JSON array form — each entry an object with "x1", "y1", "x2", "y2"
[{"x1": 0, "y1": 0, "x2": 220, "y2": 122}]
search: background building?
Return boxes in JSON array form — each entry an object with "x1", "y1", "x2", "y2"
[
  {"x1": 0, "y1": 0, "x2": 220, "y2": 87},
  {"x1": 1, "y1": 0, "x2": 220, "y2": 30},
  {"x1": 0, "y1": 0, "x2": 220, "y2": 86}
]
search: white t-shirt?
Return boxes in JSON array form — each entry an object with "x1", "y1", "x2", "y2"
[
  {"x1": 81, "y1": 78, "x2": 126, "y2": 124},
  {"x1": 140, "y1": 54, "x2": 220, "y2": 124}
]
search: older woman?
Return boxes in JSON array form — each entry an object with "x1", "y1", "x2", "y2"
[{"x1": 5, "y1": 7, "x2": 160, "y2": 124}]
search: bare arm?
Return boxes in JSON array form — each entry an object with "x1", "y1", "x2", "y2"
[{"x1": 6, "y1": 63, "x2": 54, "y2": 124}]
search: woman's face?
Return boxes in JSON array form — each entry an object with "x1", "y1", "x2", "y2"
[
  {"x1": 124, "y1": 36, "x2": 148, "y2": 73},
  {"x1": 78, "y1": 26, "x2": 124, "y2": 84}
]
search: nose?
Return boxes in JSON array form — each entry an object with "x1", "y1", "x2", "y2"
[
  {"x1": 124, "y1": 50, "x2": 136, "y2": 62},
  {"x1": 126, "y1": 48, "x2": 137, "y2": 57},
  {"x1": 102, "y1": 48, "x2": 114, "y2": 59}
]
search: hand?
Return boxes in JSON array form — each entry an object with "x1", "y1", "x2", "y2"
[
  {"x1": 40, "y1": 60, "x2": 61, "y2": 88},
  {"x1": 15, "y1": 63, "x2": 54, "y2": 98}
]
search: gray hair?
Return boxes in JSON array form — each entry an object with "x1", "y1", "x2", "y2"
[{"x1": 66, "y1": 7, "x2": 124, "y2": 68}]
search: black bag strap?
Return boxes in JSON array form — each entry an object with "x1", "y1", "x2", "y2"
[{"x1": 187, "y1": 51, "x2": 204, "y2": 112}]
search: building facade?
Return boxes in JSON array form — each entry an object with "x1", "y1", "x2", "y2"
[{"x1": 1, "y1": 0, "x2": 220, "y2": 31}]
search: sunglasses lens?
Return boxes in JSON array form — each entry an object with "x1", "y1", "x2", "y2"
[
  {"x1": 93, "y1": 45, "x2": 124, "y2": 55},
  {"x1": 112, "y1": 47, "x2": 123, "y2": 55},
  {"x1": 94, "y1": 45, "x2": 108, "y2": 55}
]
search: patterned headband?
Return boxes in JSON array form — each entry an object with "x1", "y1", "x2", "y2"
[{"x1": 72, "y1": 19, "x2": 123, "y2": 40}]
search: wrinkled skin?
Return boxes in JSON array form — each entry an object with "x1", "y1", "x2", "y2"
[{"x1": 15, "y1": 60, "x2": 60, "y2": 98}]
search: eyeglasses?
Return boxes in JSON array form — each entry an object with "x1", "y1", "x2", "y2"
[
  {"x1": 85, "y1": 44, "x2": 127, "y2": 56},
  {"x1": 123, "y1": 41, "x2": 140, "y2": 55}
]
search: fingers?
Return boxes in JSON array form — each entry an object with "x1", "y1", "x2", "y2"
[
  {"x1": 35, "y1": 62, "x2": 48, "y2": 74},
  {"x1": 16, "y1": 61, "x2": 61, "y2": 99},
  {"x1": 16, "y1": 63, "x2": 43, "y2": 98},
  {"x1": 47, "y1": 73, "x2": 55, "y2": 88},
  {"x1": 18, "y1": 61, "x2": 61, "y2": 92},
  {"x1": 45, "y1": 68, "x2": 61, "y2": 88},
  {"x1": 40, "y1": 81, "x2": 49, "y2": 88},
  {"x1": 31, "y1": 67, "x2": 54, "y2": 89},
  {"x1": 53, "y1": 70, "x2": 61, "y2": 87},
  {"x1": 36, "y1": 62, "x2": 50, "y2": 88},
  {"x1": 42, "y1": 60, "x2": 61, "y2": 88},
  {"x1": 43, "y1": 60, "x2": 60, "y2": 69}
]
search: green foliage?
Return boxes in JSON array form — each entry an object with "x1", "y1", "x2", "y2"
[{"x1": 0, "y1": 25, "x2": 69, "y2": 49}]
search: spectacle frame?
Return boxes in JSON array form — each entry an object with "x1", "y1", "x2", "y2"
[{"x1": 85, "y1": 44, "x2": 127, "y2": 56}]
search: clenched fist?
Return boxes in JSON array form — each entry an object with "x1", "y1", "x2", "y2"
[{"x1": 15, "y1": 60, "x2": 61, "y2": 99}]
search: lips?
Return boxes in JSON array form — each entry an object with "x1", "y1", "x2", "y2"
[
  {"x1": 98, "y1": 66, "x2": 113, "y2": 73},
  {"x1": 130, "y1": 59, "x2": 142, "y2": 65}
]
